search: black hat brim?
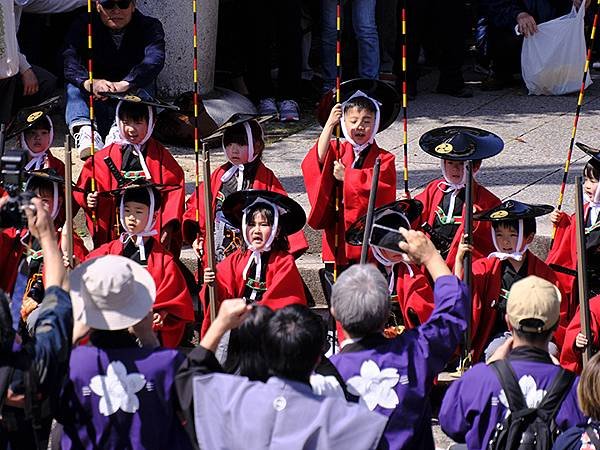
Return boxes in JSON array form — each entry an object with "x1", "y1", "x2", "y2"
[
  {"x1": 419, "y1": 126, "x2": 504, "y2": 161},
  {"x1": 221, "y1": 189, "x2": 306, "y2": 236},
  {"x1": 25, "y1": 168, "x2": 84, "y2": 193},
  {"x1": 101, "y1": 92, "x2": 180, "y2": 111},
  {"x1": 474, "y1": 200, "x2": 554, "y2": 221},
  {"x1": 6, "y1": 96, "x2": 60, "y2": 139},
  {"x1": 100, "y1": 180, "x2": 180, "y2": 198},
  {"x1": 201, "y1": 113, "x2": 274, "y2": 143},
  {"x1": 576, "y1": 142, "x2": 600, "y2": 165},
  {"x1": 317, "y1": 78, "x2": 401, "y2": 133},
  {"x1": 346, "y1": 199, "x2": 423, "y2": 246}
]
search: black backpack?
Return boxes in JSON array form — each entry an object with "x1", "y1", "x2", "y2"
[{"x1": 488, "y1": 359, "x2": 576, "y2": 450}]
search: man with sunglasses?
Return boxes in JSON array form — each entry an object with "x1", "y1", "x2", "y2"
[{"x1": 63, "y1": 0, "x2": 165, "y2": 160}]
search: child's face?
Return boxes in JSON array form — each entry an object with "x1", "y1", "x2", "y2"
[
  {"x1": 24, "y1": 129, "x2": 51, "y2": 154},
  {"x1": 225, "y1": 143, "x2": 250, "y2": 165},
  {"x1": 494, "y1": 223, "x2": 533, "y2": 255},
  {"x1": 36, "y1": 189, "x2": 62, "y2": 216},
  {"x1": 379, "y1": 247, "x2": 404, "y2": 263},
  {"x1": 343, "y1": 107, "x2": 374, "y2": 146},
  {"x1": 123, "y1": 201, "x2": 151, "y2": 234},
  {"x1": 246, "y1": 211, "x2": 273, "y2": 251},
  {"x1": 584, "y1": 175, "x2": 599, "y2": 199},
  {"x1": 119, "y1": 116, "x2": 149, "y2": 145},
  {"x1": 444, "y1": 160, "x2": 465, "y2": 184}
]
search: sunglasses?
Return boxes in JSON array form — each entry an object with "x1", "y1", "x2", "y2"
[{"x1": 100, "y1": 0, "x2": 132, "y2": 9}]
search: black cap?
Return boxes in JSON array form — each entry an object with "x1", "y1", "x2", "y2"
[
  {"x1": 221, "y1": 189, "x2": 306, "y2": 236},
  {"x1": 101, "y1": 92, "x2": 180, "y2": 111},
  {"x1": 100, "y1": 178, "x2": 180, "y2": 199},
  {"x1": 419, "y1": 126, "x2": 504, "y2": 161},
  {"x1": 6, "y1": 96, "x2": 59, "y2": 139},
  {"x1": 201, "y1": 113, "x2": 274, "y2": 143},
  {"x1": 576, "y1": 142, "x2": 600, "y2": 168},
  {"x1": 346, "y1": 199, "x2": 423, "y2": 246},
  {"x1": 317, "y1": 78, "x2": 401, "y2": 133},
  {"x1": 474, "y1": 200, "x2": 553, "y2": 221}
]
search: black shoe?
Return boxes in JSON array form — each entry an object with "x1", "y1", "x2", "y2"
[{"x1": 436, "y1": 85, "x2": 473, "y2": 98}]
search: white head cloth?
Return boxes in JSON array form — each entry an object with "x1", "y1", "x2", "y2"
[
  {"x1": 584, "y1": 178, "x2": 600, "y2": 225},
  {"x1": 114, "y1": 102, "x2": 154, "y2": 180},
  {"x1": 24, "y1": 175, "x2": 60, "y2": 220},
  {"x1": 437, "y1": 160, "x2": 480, "y2": 223},
  {"x1": 488, "y1": 219, "x2": 528, "y2": 262},
  {"x1": 119, "y1": 187, "x2": 158, "y2": 262},
  {"x1": 221, "y1": 122, "x2": 262, "y2": 191},
  {"x1": 21, "y1": 116, "x2": 54, "y2": 171},
  {"x1": 241, "y1": 197, "x2": 282, "y2": 301},
  {"x1": 340, "y1": 90, "x2": 381, "y2": 168}
]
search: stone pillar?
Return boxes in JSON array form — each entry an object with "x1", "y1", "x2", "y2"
[{"x1": 137, "y1": 0, "x2": 218, "y2": 96}]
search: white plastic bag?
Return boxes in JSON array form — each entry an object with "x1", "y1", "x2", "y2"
[{"x1": 521, "y1": 5, "x2": 592, "y2": 96}]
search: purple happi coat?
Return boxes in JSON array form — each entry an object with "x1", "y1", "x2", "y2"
[
  {"x1": 439, "y1": 348, "x2": 585, "y2": 450},
  {"x1": 331, "y1": 275, "x2": 468, "y2": 450},
  {"x1": 57, "y1": 343, "x2": 194, "y2": 450}
]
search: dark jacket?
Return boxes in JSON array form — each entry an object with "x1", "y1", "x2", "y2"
[
  {"x1": 484, "y1": 0, "x2": 572, "y2": 28},
  {"x1": 63, "y1": 9, "x2": 165, "y2": 89}
]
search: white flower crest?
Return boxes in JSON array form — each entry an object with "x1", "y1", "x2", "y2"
[
  {"x1": 498, "y1": 375, "x2": 546, "y2": 418},
  {"x1": 310, "y1": 374, "x2": 346, "y2": 399},
  {"x1": 89, "y1": 361, "x2": 146, "y2": 416},
  {"x1": 346, "y1": 360, "x2": 400, "y2": 411}
]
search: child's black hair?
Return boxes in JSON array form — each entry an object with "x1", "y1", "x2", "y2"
[
  {"x1": 27, "y1": 178, "x2": 62, "y2": 199},
  {"x1": 122, "y1": 186, "x2": 162, "y2": 210},
  {"x1": 492, "y1": 218, "x2": 536, "y2": 238},
  {"x1": 584, "y1": 158, "x2": 600, "y2": 182},
  {"x1": 118, "y1": 102, "x2": 150, "y2": 123},
  {"x1": 343, "y1": 96, "x2": 377, "y2": 115},
  {"x1": 223, "y1": 120, "x2": 264, "y2": 151},
  {"x1": 243, "y1": 204, "x2": 289, "y2": 252},
  {"x1": 25, "y1": 116, "x2": 52, "y2": 133}
]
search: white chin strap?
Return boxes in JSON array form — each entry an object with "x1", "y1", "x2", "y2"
[
  {"x1": 488, "y1": 220, "x2": 528, "y2": 262},
  {"x1": 221, "y1": 122, "x2": 260, "y2": 191},
  {"x1": 339, "y1": 90, "x2": 381, "y2": 168},
  {"x1": 115, "y1": 102, "x2": 154, "y2": 179},
  {"x1": 118, "y1": 188, "x2": 158, "y2": 262},
  {"x1": 241, "y1": 198, "x2": 280, "y2": 301},
  {"x1": 585, "y1": 183, "x2": 600, "y2": 225},
  {"x1": 437, "y1": 159, "x2": 468, "y2": 223},
  {"x1": 21, "y1": 117, "x2": 54, "y2": 171},
  {"x1": 371, "y1": 245, "x2": 413, "y2": 294}
]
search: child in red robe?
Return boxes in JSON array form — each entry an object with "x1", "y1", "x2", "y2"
[
  {"x1": 200, "y1": 190, "x2": 307, "y2": 337},
  {"x1": 560, "y1": 294, "x2": 600, "y2": 373},
  {"x1": 454, "y1": 200, "x2": 563, "y2": 362},
  {"x1": 182, "y1": 114, "x2": 308, "y2": 270},
  {"x1": 547, "y1": 143, "x2": 600, "y2": 313},
  {"x1": 86, "y1": 182, "x2": 194, "y2": 348},
  {"x1": 302, "y1": 80, "x2": 399, "y2": 269},
  {"x1": 75, "y1": 94, "x2": 185, "y2": 255}
]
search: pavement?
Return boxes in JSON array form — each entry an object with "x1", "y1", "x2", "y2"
[{"x1": 21, "y1": 66, "x2": 600, "y2": 449}]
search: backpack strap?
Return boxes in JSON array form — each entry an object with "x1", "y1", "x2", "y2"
[
  {"x1": 489, "y1": 359, "x2": 528, "y2": 412},
  {"x1": 535, "y1": 367, "x2": 575, "y2": 423},
  {"x1": 585, "y1": 425, "x2": 600, "y2": 449}
]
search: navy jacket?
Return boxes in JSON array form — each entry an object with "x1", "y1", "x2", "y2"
[
  {"x1": 63, "y1": 10, "x2": 165, "y2": 89},
  {"x1": 484, "y1": 0, "x2": 572, "y2": 28}
]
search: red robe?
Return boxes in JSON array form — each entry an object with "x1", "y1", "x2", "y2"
[
  {"x1": 545, "y1": 205, "x2": 592, "y2": 320},
  {"x1": 200, "y1": 249, "x2": 307, "y2": 336},
  {"x1": 0, "y1": 227, "x2": 88, "y2": 295},
  {"x1": 414, "y1": 178, "x2": 500, "y2": 271},
  {"x1": 182, "y1": 161, "x2": 308, "y2": 262},
  {"x1": 87, "y1": 237, "x2": 194, "y2": 348},
  {"x1": 470, "y1": 252, "x2": 564, "y2": 362},
  {"x1": 560, "y1": 294, "x2": 600, "y2": 374},
  {"x1": 40, "y1": 151, "x2": 66, "y2": 178},
  {"x1": 74, "y1": 138, "x2": 185, "y2": 254},
  {"x1": 395, "y1": 264, "x2": 435, "y2": 328},
  {"x1": 302, "y1": 140, "x2": 396, "y2": 265}
]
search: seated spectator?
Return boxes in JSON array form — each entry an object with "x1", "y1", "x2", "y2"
[
  {"x1": 554, "y1": 352, "x2": 600, "y2": 450},
  {"x1": 482, "y1": 0, "x2": 575, "y2": 90},
  {"x1": 330, "y1": 228, "x2": 468, "y2": 449},
  {"x1": 63, "y1": 0, "x2": 165, "y2": 159},
  {"x1": 439, "y1": 276, "x2": 584, "y2": 449},
  {"x1": 57, "y1": 255, "x2": 193, "y2": 450},
  {"x1": 175, "y1": 301, "x2": 388, "y2": 449}
]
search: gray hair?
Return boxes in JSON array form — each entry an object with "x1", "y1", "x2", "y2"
[{"x1": 331, "y1": 264, "x2": 390, "y2": 337}]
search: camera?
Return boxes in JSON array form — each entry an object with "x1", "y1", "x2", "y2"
[{"x1": 0, "y1": 149, "x2": 35, "y2": 229}]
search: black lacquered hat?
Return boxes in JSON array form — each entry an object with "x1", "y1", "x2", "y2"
[
  {"x1": 474, "y1": 199, "x2": 553, "y2": 221},
  {"x1": 419, "y1": 126, "x2": 504, "y2": 161}
]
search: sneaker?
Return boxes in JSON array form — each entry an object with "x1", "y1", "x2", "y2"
[
  {"x1": 104, "y1": 123, "x2": 121, "y2": 147},
  {"x1": 258, "y1": 97, "x2": 278, "y2": 116},
  {"x1": 74, "y1": 125, "x2": 104, "y2": 161},
  {"x1": 278, "y1": 99, "x2": 300, "y2": 122}
]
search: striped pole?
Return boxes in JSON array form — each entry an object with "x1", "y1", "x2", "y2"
[
  {"x1": 333, "y1": 0, "x2": 342, "y2": 284},
  {"x1": 87, "y1": 0, "x2": 97, "y2": 232},
  {"x1": 193, "y1": 0, "x2": 200, "y2": 240},
  {"x1": 553, "y1": 0, "x2": 600, "y2": 238},
  {"x1": 401, "y1": 2, "x2": 409, "y2": 198}
]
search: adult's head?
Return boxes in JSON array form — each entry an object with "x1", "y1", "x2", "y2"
[
  {"x1": 505, "y1": 275, "x2": 561, "y2": 348},
  {"x1": 97, "y1": 0, "x2": 135, "y2": 30},
  {"x1": 70, "y1": 255, "x2": 155, "y2": 331},
  {"x1": 331, "y1": 264, "x2": 389, "y2": 338},
  {"x1": 578, "y1": 352, "x2": 600, "y2": 420},
  {"x1": 263, "y1": 305, "x2": 326, "y2": 383}
]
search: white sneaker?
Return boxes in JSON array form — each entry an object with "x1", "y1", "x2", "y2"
[
  {"x1": 74, "y1": 125, "x2": 104, "y2": 161},
  {"x1": 104, "y1": 123, "x2": 122, "y2": 147},
  {"x1": 278, "y1": 99, "x2": 300, "y2": 122},
  {"x1": 258, "y1": 97, "x2": 278, "y2": 116}
]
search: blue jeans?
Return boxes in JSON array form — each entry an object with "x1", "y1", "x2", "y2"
[{"x1": 321, "y1": 0, "x2": 380, "y2": 91}]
